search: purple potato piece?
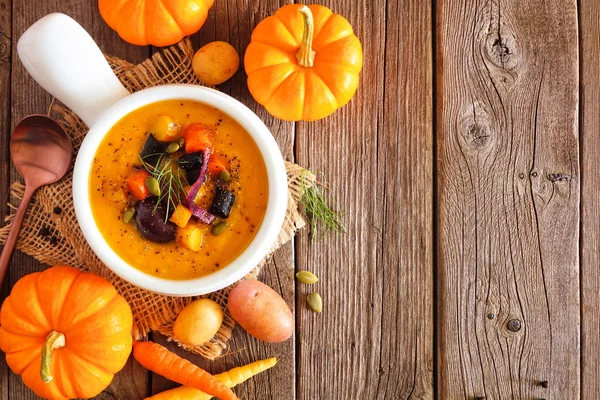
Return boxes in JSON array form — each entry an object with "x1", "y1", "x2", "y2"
[
  {"x1": 140, "y1": 134, "x2": 166, "y2": 166},
  {"x1": 177, "y1": 151, "x2": 204, "y2": 183},
  {"x1": 209, "y1": 187, "x2": 236, "y2": 218},
  {"x1": 134, "y1": 198, "x2": 176, "y2": 243}
]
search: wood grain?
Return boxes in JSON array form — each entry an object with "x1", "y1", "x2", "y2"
[
  {"x1": 436, "y1": 0, "x2": 580, "y2": 398},
  {"x1": 150, "y1": 1, "x2": 296, "y2": 398},
  {"x1": 7, "y1": 1, "x2": 150, "y2": 398},
  {"x1": 0, "y1": 0, "x2": 11, "y2": 397},
  {"x1": 295, "y1": 0, "x2": 433, "y2": 398},
  {"x1": 580, "y1": 0, "x2": 600, "y2": 397}
]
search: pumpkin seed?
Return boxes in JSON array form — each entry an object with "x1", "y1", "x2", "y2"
[
  {"x1": 296, "y1": 270, "x2": 319, "y2": 284},
  {"x1": 123, "y1": 207, "x2": 135, "y2": 224},
  {"x1": 211, "y1": 221, "x2": 228, "y2": 236},
  {"x1": 218, "y1": 170, "x2": 231, "y2": 182},
  {"x1": 145, "y1": 176, "x2": 161, "y2": 196},
  {"x1": 177, "y1": 137, "x2": 185, "y2": 147},
  {"x1": 307, "y1": 292, "x2": 322, "y2": 313},
  {"x1": 166, "y1": 142, "x2": 180, "y2": 153}
]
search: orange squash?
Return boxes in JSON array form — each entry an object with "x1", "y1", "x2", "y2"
[
  {"x1": 0, "y1": 266, "x2": 133, "y2": 399},
  {"x1": 99, "y1": 0, "x2": 215, "y2": 47},
  {"x1": 244, "y1": 4, "x2": 363, "y2": 121}
]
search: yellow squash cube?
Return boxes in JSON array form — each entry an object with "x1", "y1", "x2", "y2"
[
  {"x1": 169, "y1": 204, "x2": 192, "y2": 228},
  {"x1": 176, "y1": 224, "x2": 204, "y2": 252}
]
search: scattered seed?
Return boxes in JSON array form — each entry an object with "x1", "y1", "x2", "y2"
[
  {"x1": 177, "y1": 137, "x2": 185, "y2": 147},
  {"x1": 145, "y1": 176, "x2": 161, "y2": 196},
  {"x1": 307, "y1": 292, "x2": 322, "y2": 313},
  {"x1": 166, "y1": 142, "x2": 180, "y2": 153},
  {"x1": 53, "y1": 206, "x2": 62, "y2": 215},
  {"x1": 296, "y1": 271, "x2": 319, "y2": 284},
  {"x1": 211, "y1": 221, "x2": 228, "y2": 236},
  {"x1": 123, "y1": 207, "x2": 135, "y2": 224},
  {"x1": 218, "y1": 170, "x2": 232, "y2": 182}
]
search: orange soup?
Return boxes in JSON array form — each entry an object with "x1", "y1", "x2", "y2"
[{"x1": 89, "y1": 100, "x2": 268, "y2": 280}]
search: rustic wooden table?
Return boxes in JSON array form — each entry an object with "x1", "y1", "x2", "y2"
[{"x1": 1, "y1": 0, "x2": 599, "y2": 399}]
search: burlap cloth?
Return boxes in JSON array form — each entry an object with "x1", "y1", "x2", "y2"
[{"x1": 0, "y1": 39, "x2": 312, "y2": 360}]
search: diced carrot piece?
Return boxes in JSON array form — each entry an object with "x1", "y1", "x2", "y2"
[
  {"x1": 169, "y1": 204, "x2": 193, "y2": 228},
  {"x1": 126, "y1": 170, "x2": 150, "y2": 200},
  {"x1": 183, "y1": 123, "x2": 213, "y2": 153},
  {"x1": 208, "y1": 153, "x2": 228, "y2": 175}
]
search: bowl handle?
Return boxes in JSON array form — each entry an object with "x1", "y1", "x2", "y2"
[{"x1": 17, "y1": 13, "x2": 130, "y2": 127}]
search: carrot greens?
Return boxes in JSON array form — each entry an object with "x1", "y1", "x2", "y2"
[
  {"x1": 299, "y1": 169, "x2": 346, "y2": 240},
  {"x1": 139, "y1": 153, "x2": 188, "y2": 221}
]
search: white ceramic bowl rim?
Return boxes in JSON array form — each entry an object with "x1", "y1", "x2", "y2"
[{"x1": 73, "y1": 84, "x2": 288, "y2": 296}]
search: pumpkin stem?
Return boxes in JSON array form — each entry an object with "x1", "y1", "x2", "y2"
[
  {"x1": 41, "y1": 331, "x2": 66, "y2": 383},
  {"x1": 296, "y1": 6, "x2": 316, "y2": 68}
]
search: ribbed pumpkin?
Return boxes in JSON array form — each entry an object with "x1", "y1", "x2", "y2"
[
  {"x1": 245, "y1": 4, "x2": 363, "y2": 121},
  {"x1": 99, "y1": 0, "x2": 215, "y2": 47},
  {"x1": 0, "y1": 266, "x2": 133, "y2": 399}
]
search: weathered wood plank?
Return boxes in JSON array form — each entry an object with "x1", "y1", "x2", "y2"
[
  {"x1": 0, "y1": 0, "x2": 11, "y2": 398},
  {"x1": 580, "y1": 0, "x2": 600, "y2": 397},
  {"x1": 295, "y1": 0, "x2": 433, "y2": 399},
  {"x1": 436, "y1": 0, "x2": 580, "y2": 398},
  {"x1": 150, "y1": 1, "x2": 296, "y2": 398},
  {"x1": 7, "y1": 1, "x2": 149, "y2": 399}
]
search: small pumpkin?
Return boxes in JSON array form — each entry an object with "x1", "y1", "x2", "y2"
[
  {"x1": 245, "y1": 4, "x2": 363, "y2": 121},
  {"x1": 99, "y1": 0, "x2": 215, "y2": 47},
  {"x1": 0, "y1": 266, "x2": 133, "y2": 399}
]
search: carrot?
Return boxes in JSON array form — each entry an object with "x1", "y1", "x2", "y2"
[
  {"x1": 133, "y1": 341, "x2": 238, "y2": 400},
  {"x1": 126, "y1": 170, "x2": 151, "y2": 200},
  {"x1": 145, "y1": 357, "x2": 277, "y2": 400},
  {"x1": 184, "y1": 123, "x2": 213, "y2": 154},
  {"x1": 208, "y1": 153, "x2": 228, "y2": 176}
]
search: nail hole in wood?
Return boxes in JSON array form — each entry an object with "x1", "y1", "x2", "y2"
[
  {"x1": 531, "y1": 171, "x2": 538, "y2": 177},
  {"x1": 507, "y1": 318, "x2": 522, "y2": 332},
  {"x1": 540, "y1": 380, "x2": 548, "y2": 388},
  {"x1": 519, "y1": 173, "x2": 525, "y2": 179},
  {"x1": 487, "y1": 313, "x2": 495, "y2": 320}
]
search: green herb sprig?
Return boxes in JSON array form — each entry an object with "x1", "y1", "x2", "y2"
[
  {"x1": 139, "y1": 154, "x2": 188, "y2": 221},
  {"x1": 299, "y1": 169, "x2": 346, "y2": 241}
]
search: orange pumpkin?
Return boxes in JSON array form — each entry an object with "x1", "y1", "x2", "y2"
[
  {"x1": 99, "y1": 0, "x2": 215, "y2": 47},
  {"x1": 244, "y1": 4, "x2": 363, "y2": 121},
  {"x1": 0, "y1": 266, "x2": 133, "y2": 399}
]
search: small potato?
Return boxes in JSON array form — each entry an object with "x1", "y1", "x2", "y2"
[
  {"x1": 192, "y1": 41, "x2": 240, "y2": 86},
  {"x1": 228, "y1": 280, "x2": 293, "y2": 343},
  {"x1": 150, "y1": 115, "x2": 180, "y2": 142},
  {"x1": 173, "y1": 299, "x2": 223, "y2": 346}
]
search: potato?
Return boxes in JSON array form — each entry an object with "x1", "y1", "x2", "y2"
[
  {"x1": 192, "y1": 41, "x2": 240, "y2": 86},
  {"x1": 150, "y1": 115, "x2": 180, "y2": 142},
  {"x1": 227, "y1": 280, "x2": 293, "y2": 343},
  {"x1": 173, "y1": 299, "x2": 223, "y2": 346}
]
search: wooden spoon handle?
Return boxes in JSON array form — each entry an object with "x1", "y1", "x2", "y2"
[{"x1": 0, "y1": 185, "x2": 35, "y2": 288}]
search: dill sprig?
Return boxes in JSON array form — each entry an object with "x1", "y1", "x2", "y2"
[
  {"x1": 299, "y1": 169, "x2": 346, "y2": 241},
  {"x1": 139, "y1": 154, "x2": 188, "y2": 221}
]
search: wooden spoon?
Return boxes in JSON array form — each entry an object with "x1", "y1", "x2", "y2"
[{"x1": 0, "y1": 115, "x2": 72, "y2": 287}]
